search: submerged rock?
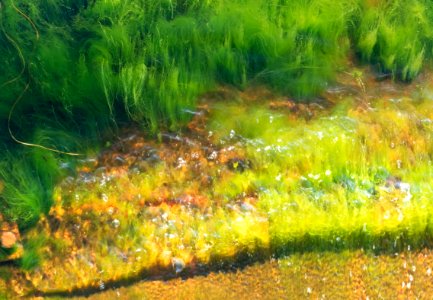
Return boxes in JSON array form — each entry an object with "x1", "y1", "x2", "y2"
[
  {"x1": 0, "y1": 215, "x2": 20, "y2": 250},
  {"x1": 1, "y1": 231, "x2": 17, "y2": 248},
  {"x1": 113, "y1": 156, "x2": 127, "y2": 166},
  {"x1": 240, "y1": 202, "x2": 256, "y2": 212},
  {"x1": 172, "y1": 257, "x2": 186, "y2": 274}
]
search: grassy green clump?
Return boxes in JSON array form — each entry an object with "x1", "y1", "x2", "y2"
[
  {"x1": 0, "y1": 155, "x2": 52, "y2": 229},
  {"x1": 353, "y1": 0, "x2": 433, "y2": 80},
  {"x1": 1, "y1": 0, "x2": 355, "y2": 137},
  {"x1": 19, "y1": 236, "x2": 45, "y2": 270},
  {"x1": 0, "y1": 128, "x2": 90, "y2": 229},
  {"x1": 264, "y1": 0, "x2": 355, "y2": 97}
]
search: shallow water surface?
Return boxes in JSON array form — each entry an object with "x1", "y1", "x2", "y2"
[{"x1": 5, "y1": 70, "x2": 433, "y2": 298}]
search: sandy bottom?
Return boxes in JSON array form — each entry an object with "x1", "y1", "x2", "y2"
[{"x1": 68, "y1": 249, "x2": 433, "y2": 300}]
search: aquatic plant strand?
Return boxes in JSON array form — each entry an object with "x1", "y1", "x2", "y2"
[
  {"x1": 10, "y1": 1, "x2": 39, "y2": 41},
  {"x1": 1, "y1": 1, "x2": 81, "y2": 156},
  {"x1": 7, "y1": 82, "x2": 82, "y2": 156}
]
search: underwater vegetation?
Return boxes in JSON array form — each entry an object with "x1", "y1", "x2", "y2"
[
  {"x1": 2, "y1": 0, "x2": 433, "y2": 282},
  {"x1": 353, "y1": 0, "x2": 433, "y2": 81}
]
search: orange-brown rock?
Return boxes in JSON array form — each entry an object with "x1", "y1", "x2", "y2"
[
  {"x1": 0, "y1": 214, "x2": 21, "y2": 250},
  {"x1": 1, "y1": 231, "x2": 17, "y2": 248}
]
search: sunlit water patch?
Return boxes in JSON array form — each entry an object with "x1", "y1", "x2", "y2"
[{"x1": 75, "y1": 249, "x2": 433, "y2": 300}]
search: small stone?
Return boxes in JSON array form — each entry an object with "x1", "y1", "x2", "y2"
[
  {"x1": 146, "y1": 153, "x2": 161, "y2": 164},
  {"x1": 112, "y1": 219, "x2": 120, "y2": 228},
  {"x1": 208, "y1": 151, "x2": 218, "y2": 160},
  {"x1": 240, "y1": 202, "x2": 256, "y2": 212},
  {"x1": 1, "y1": 232, "x2": 17, "y2": 248},
  {"x1": 172, "y1": 257, "x2": 185, "y2": 274},
  {"x1": 102, "y1": 194, "x2": 109, "y2": 203},
  {"x1": 113, "y1": 156, "x2": 126, "y2": 166}
]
